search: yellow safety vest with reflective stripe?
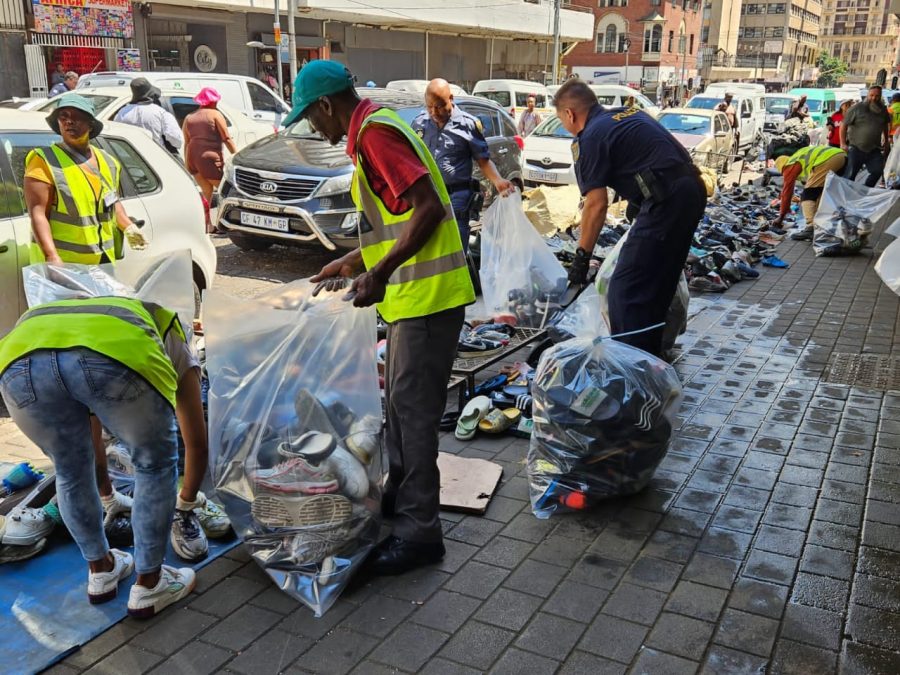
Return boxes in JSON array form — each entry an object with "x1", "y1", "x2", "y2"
[
  {"x1": 26, "y1": 143, "x2": 121, "y2": 265},
  {"x1": 0, "y1": 297, "x2": 184, "y2": 407},
  {"x1": 890, "y1": 102, "x2": 900, "y2": 134},
  {"x1": 785, "y1": 146, "x2": 845, "y2": 183},
  {"x1": 351, "y1": 108, "x2": 475, "y2": 323}
]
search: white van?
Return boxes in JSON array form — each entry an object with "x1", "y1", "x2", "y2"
[
  {"x1": 472, "y1": 79, "x2": 551, "y2": 125},
  {"x1": 386, "y1": 80, "x2": 468, "y2": 97},
  {"x1": 77, "y1": 71, "x2": 290, "y2": 126},
  {"x1": 687, "y1": 83, "x2": 766, "y2": 150},
  {"x1": 549, "y1": 83, "x2": 659, "y2": 117}
]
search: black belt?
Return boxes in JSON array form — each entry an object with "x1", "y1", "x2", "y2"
[
  {"x1": 446, "y1": 182, "x2": 473, "y2": 193},
  {"x1": 654, "y1": 164, "x2": 702, "y2": 182}
]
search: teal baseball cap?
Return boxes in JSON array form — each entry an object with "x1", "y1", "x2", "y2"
[{"x1": 283, "y1": 60, "x2": 355, "y2": 127}]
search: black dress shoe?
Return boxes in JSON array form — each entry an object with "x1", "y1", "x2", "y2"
[
  {"x1": 368, "y1": 536, "x2": 445, "y2": 576},
  {"x1": 381, "y1": 491, "x2": 397, "y2": 517}
]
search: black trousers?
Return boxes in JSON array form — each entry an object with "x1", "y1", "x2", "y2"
[
  {"x1": 383, "y1": 305, "x2": 465, "y2": 542},
  {"x1": 608, "y1": 175, "x2": 707, "y2": 356}
]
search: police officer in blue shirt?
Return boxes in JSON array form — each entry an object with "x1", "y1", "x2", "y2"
[
  {"x1": 556, "y1": 79, "x2": 707, "y2": 357},
  {"x1": 413, "y1": 79, "x2": 514, "y2": 251}
]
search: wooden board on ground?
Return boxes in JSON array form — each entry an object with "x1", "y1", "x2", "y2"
[{"x1": 438, "y1": 452, "x2": 503, "y2": 515}]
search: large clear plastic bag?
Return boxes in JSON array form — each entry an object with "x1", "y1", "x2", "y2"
[
  {"x1": 886, "y1": 139, "x2": 900, "y2": 189},
  {"x1": 204, "y1": 280, "x2": 382, "y2": 616},
  {"x1": 527, "y1": 337, "x2": 682, "y2": 518},
  {"x1": 547, "y1": 285, "x2": 609, "y2": 343},
  {"x1": 596, "y1": 231, "x2": 689, "y2": 352},
  {"x1": 480, "y1": 193, "x2": 567, "y2": 328},
  {"x1": 813, "y1": 174, "x2": 900, "y2": 257},
  {"x1": 876, "y1": 237, "x2": 900, "y2": 295}
]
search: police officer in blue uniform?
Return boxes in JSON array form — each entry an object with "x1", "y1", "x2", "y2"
[
  {"x1": 413, "y1": 78, "x2": 514, "y2": 251},
  {"x1": 556, "y1": 79, "x2": 707, "y2": 357}
]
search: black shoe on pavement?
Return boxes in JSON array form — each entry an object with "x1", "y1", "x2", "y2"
[
  {"x1": 368, "y1": 535, "x2": 445, "y2": 576},
  {"x1": 790, "y1": 228, "x2": 814, "y2": 241}
]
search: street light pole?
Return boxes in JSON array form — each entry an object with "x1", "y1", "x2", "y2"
[
  {"x1": 274, "y1": 0, "x2": 283, "y2": 98},
  {"x1": 551, "y1": 0, "x2": 561, "y2": 85},
  {"x1": 624, "y1": 37, "x2": 631, "y2": 86},
  {"x1": 288, "y1": 0, "x2": 297, "y2": 84}
]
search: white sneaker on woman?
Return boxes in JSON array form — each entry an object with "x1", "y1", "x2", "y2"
[
  {"x1": 127, "y1": 565, "x2": 196, "y2": 619},
  {"x1": 87, "y1": 549, "x2": 134, "y2": 604}
]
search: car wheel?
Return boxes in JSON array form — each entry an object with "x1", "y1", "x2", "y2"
[{"x1": 228, "y1": 232, "x2": 274, "y2": 251}]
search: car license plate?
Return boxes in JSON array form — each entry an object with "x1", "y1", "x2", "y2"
[
  {"x1": 240, "y1": 211, "x2": 289, "y2": 232},
  {"x1": 528, "y1": 169, "x2": 558, "y2": 182}
]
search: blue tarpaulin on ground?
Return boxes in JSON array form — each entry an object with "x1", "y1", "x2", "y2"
[{"x1": 0, "y1": 534, "x2": 238, "y2": 675}]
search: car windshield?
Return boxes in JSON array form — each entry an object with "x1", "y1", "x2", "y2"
[
  {"x1": 657, "y1": 114, "x2": 711, "y2": 135},
  {"x1": 38, "y1": 94, "x2": 118, "y2": 113},
  {"x1": 531, "y1": 115, "x2": 573, "y2": 139},
  {"x1": 686, "y1": 97, "x2": 721, "y2": 111},
  {"x1": 477, "y1": 91, "x2": 511, "y2": 108},
  {"x1": 766, "y1": 97, "x2": 794, "y2": 114},
  {"x1": 805, "y1": 99, "x2": 823, "y2": 112}
]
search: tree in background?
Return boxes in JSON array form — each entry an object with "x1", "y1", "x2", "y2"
[{"x1": 816, "y1": 51, "x2": 850, "y2": 88}]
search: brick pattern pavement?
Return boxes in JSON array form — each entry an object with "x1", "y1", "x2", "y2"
[{"x1": 35, "y1": 229, "x2": 900, "y2": 674}]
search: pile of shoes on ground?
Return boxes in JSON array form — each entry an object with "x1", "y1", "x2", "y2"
[
  {"x1": 457, "y1": 319, "x2": 517, "y2": 358},
  {"x1": 0, "y1": 463, "x2": 60, "y2": 564},
  {"x1": 685, "y1": 184, "x2": 792, "y2": 293},
  {"x1": 449, "y1": 364, "x2": 535, "y2": 439}
]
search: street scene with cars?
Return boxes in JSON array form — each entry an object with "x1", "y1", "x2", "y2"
[{"x1": 2, "y1": 0, "x2": 900, "y2": 674}]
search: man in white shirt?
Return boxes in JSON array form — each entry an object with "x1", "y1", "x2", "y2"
[{"x1": 114, "y1": 78, "x2": 183, "y2": 155}]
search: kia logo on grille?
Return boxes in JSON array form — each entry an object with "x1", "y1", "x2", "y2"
[
  {"x1": 259, "y1": 181, "x2": 278, "y2": 193},
  {"x1": 541, "y1": 157, "x2": 553, "y2": 166}
]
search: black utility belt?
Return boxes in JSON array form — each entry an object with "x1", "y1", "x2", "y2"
[
  {"x1": 446, "y1": 180, "x2": 478, "y2": 193},
  {"x1": 635, "y1": 164, "x2": 701, "y2": 202}
]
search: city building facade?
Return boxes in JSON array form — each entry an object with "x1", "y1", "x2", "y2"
[
  {"x1": 819, "y1": 0, "x2": 900, "y2": 85},
  {"x1": 563, "y1": 0, "x2": 703, "y2": 97}
]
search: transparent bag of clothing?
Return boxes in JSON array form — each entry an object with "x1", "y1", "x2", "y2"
[
  {"x1": 527, "y1": 337, "x2": 682, "y2": 519},
  {"x1": 812, "y1": 174, "x2": 900, "y2": 257},
  {"x1": 204, "y1": 280, "x2": 382, "y2": 616},
  {"x1": 479, "y1": 193, "x2": 568, "y2": 328}
]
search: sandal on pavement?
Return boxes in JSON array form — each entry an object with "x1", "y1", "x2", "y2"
[
  {"x1": 478, "y1": 408, "x2": 522, "y2": 434},
  {"x1": 455, "y1": 396, "x2": 492, "y2": 441}
]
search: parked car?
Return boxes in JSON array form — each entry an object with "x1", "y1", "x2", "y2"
[
  {"x1": 0, "y1": 98, "x2": 41, "y2": 110},
  {"x1": 77, "y1": 71, "x2": 290, "y2": 126},
  {"x1": 34, "y1": 87, "x2": 274, "y2": 155},
  {"x1": 0, "y1": 111, "x2": 216, "y2": 334},
  {"x1": 472, "y1": 79, "x2": 551, "y2": 125},
  {"x1": 216, "y1": 89, "x2": 523, "y2": 252},
  {"x1": 686, "y1": 88, "x2": 765, "y2": 151},
  {"x1": 656, "y1": 108, "x2": 735, "y2": 173},
  {"x1": 763, "y1": 93, "x2": 799, "y2": 134},
  {"x1": 521, "y1": 114, "x2": 577, "y2": 187},
  {"x1": 547, "y1": 83, "x2": 659, "y2": 117},
  {"x1": 386, "y1": 80, "x2": 467, "y2": 96}
]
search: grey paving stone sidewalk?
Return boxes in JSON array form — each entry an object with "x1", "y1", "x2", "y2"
[{"x1": 49, "y1": 225, "x2": 900, "y2": 675}]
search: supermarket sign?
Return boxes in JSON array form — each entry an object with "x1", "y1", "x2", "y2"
[{"x1": 33, "y1": 0, "x2": 133, "y2": 38}]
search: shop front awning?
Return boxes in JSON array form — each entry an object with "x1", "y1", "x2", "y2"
[{"x1": 31, "y1": 33, "x2": 127, "y2": 48}]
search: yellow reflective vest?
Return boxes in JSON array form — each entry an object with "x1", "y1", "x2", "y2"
[
  {"x1": 351, "y1": 107, "x2": 475, "y2": 323},
  {"x1": 26, "y1": 143, "x2": 120, "y2": 265},
  {"x1": 0, "y1": 297, "x2": 184, "y2": 408},
  {"x1": 785, "y1": 146, "x2": 845, "y2": 183}
]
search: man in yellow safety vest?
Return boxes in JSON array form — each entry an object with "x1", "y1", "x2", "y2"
[
  {"x1": 291, "y1": 61, "x2": 475, "y2": 575},
  {"x1": 24, "y1": 93, "x2": 147, "y2": 265},
  {"x1": 771, "y1": 145, "x2": 847, "y2": 240}
]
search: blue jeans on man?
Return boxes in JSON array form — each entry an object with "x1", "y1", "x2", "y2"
[
  {"x1": 845, "y1": 145, "x2": 886, "y2": 188},
  {"x1": 450, "y1": 189, "x2": 473, "y2": 253},
  {"x1": 0, "y1": 348, "x2": 178, "y2": 575}
]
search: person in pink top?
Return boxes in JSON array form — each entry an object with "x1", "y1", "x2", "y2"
[{"x1": 182, "y1": 87, "x2": 237, "y2": 226}]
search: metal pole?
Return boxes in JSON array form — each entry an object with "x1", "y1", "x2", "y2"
[
  {"x1": 425, "y1": 31, "x2": 429, "y2": 79},
  {"x1": 680, "y1": 31, "x2": 687, "y2": 102},
  {"x1": 274, "y1": 0, "x2": 283, "y2": 98},
  {"x1": 288, "y1": 0, "x2": 297, "y2": 84},
  {"x1": 624, "y1": 38, "x2": 630, "y2": 87},
  {"x1": 489, "y1": 37, "x2": 494, "y2": 79},
  {"x1": 551, "y1": 0, "x2": 560, "y2": 85}
]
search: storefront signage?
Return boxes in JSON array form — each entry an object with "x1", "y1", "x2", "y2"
[
  {"x1": 32, "y1": 0, "x2": 133, "y2": 38},
  {"x1": 194, "y1": 45, "x2": 218, "y2": 72}
]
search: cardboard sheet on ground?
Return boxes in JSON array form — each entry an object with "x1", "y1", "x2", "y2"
[
  {"x1": 522, "y1": 184, "x2": 582, "y2": 235},
  {"x1": 0, "y1": 534, "x2": 238, "y2": 675},
  {"x1": 438, "y1": 453, "x2": 503, "y2": 514}
]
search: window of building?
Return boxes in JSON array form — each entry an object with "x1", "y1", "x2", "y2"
[
  {"x1": 605, "y1": 24, "x2": 618, "y2": 52},
  {"x1": 644, "y1": 24, "x2": 662, "y2": 53},
  {"x1": 668, "y1": 30, "x2": 674, "y2": 52},
  {"x1": 690, "y1": 34, "x2": 694, "y2": 54}
]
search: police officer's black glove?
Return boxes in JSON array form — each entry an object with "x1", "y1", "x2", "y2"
[{"x1": 567, "y1": 247, "x2": 590, "y2": 286}]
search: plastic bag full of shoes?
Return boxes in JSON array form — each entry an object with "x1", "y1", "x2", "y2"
[
  {"x1": 204, "y1": 280, "x2": 383, "y2": 616},
  {"x1": 480, "y1": 192, "x2": 568, "y2": 328},
  {"x1": 527, "y1": 337, "x2": 683, "y2": 519},
  {"x1": 812, "y1": 174, "x2": 900, "y2": 257}
]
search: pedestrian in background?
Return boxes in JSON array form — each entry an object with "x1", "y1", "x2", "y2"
[
  {"x1": 296, "y1": 60, "x2": 475, "y2": 575},
  {"x1": 114, "y1": 78, "x2": 183, "y2": 156},
  {"x1": 841, "y1": 85, "x2": 891, "y2": 188},
  {"x1": 827, "y1": 100, "x2": 853, "y2": 148},
  {"x1": 715, "y1": 92, "x2": 739, "y2": 153},
  {"x1": 787, "y1": 95, "x2": 810, "y2": 121},
  {"x1": 182, "y1": 87, "x2": 236, "y2": 218},
  {"x1": 518, "y1": 95, "x2": 542, "y2": 136},
  {"x1": 50, "y1": 64, "x2": 66, "y2": 87},
  {"x1": 413, "y1": 78, "x2": 514, "y2": 252},
  {"x1": 49, "y1": 71, "x2": 78, "y2": 97}
]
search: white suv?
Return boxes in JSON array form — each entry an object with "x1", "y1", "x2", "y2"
[{"x1": 0, "y1": 110, "x2": 216, "y2": 335}]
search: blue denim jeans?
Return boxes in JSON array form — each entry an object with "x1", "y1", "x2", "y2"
[{"x1": 0, "y1": 349, "x2": 178, "y2": 574}]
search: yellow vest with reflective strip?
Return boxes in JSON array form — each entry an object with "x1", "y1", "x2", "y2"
[
  {"x1": 26, "y1": 143, "x2": 120, "y2": 265},
  {"x1": 352, "y1": 108, "x2": 475, "y2": 323},
  {"x1": 0, "y1": 297, "x2": 184, "y2": 407},
  {"x1": 890, "y1": 102, "x2": 900, "y2": 132},
  {"x1": 786, "y1": 145, "x2": 845, "y2": 183}
]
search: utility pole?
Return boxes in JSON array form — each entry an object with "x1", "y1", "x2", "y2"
[
  {"x1": 679, "y1": 30, "x2": 687, "y2": 102},
  {"x1": 288, "y1": 0, "x2": 297, "y2": 84},
  {"x1": 274, "y1": 0, "x2": 283, "y2": 98},
  {"x1": 624, "y1": 37, "x2": 631, "y2": 87},
  {"x1": 551, "y1": 0, "x2": 561, "y2": 85}
]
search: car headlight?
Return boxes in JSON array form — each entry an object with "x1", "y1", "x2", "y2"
[
  {"x1": 316, "y1": 173, "x2": 353, "y2": 198},
  {"x1": 222, "y1": 156, "x2": 235, "y2": 185}
]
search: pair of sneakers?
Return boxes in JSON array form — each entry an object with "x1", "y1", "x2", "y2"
[
  {"x1": 170, "y1": 491, "x2": 232, "y2": 562},
  {"x1": 87, "y1": 548, "x2": 195, "y2": 619}
]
